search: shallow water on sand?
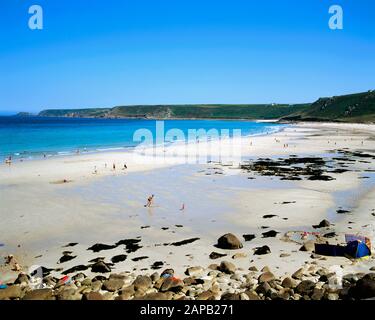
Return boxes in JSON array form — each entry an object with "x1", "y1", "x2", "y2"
[
  {"x1": 327, "y1": 172, "x2": 375, "y2": 223},
  {"x1": 62, "y1": 164, "x2": 242, "y2": 235}
]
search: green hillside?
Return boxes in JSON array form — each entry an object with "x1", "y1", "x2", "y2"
[
  {"x1": 37, "y1": 90, "x2": 375, "y2": 122},
  {"x1": 110, "y1": 104, "x2": 310, "y2": 119},
  {"x1": 282, "y1": 91, "x2": 375, "y2": 122},
  {"x1": 39, "y1": 104, "x2": 309, "y2": 120}
]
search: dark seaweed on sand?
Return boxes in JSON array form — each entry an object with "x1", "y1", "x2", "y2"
[
  {"x1": 111, "y1": 254, "x2": 127, "y2": 263},
  {"x1": 170, "y1": 238, "x2": 200, "y2": 246},
  {"x1": 63, "y1": 242, "x2": 78, "y2": 248},
  {"x1": 240, "y1": 156, "x2": 348, "y2": 181},
  {"x1": 87, "y1": 243, "x2": 117, "y2": 252},
  {"x1": 132, "y1": 256, "x2": 148, "y2": 262},
  {"x1": 151, "y1": 261, "x2": 164, "y2": 269},
  {"x1": 62, "y1": 265, "x2": 89, "y2": 275},
  {"x1": 262, "y1": 230, "x2": 279, "y2": 238},
  {"x1": 243, "y1": 234, "x2": 256, "y2": 242}
]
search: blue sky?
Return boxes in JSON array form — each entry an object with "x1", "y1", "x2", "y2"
[{"x1": 0, "y1": 0, "x2": 374, "y2": 113}]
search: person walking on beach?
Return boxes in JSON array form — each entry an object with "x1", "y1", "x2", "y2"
[
  {"x1": 113, "y1": 163, "x2": 116, "y2": 171},
  {"x1": 145, "y1": 194, "x2": 154, "y2": 207},
  {"x1": 123, "y1": 163, "x2": 127, "y2": 170}
]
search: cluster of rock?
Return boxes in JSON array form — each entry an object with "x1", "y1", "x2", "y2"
[
  {"x1": 1, "y1": 262, "x2": 375, "y2": 301},
  {"x1": 240, "y1": 156, "x2": 339, "y2": 181},
  {"x1": 2, "y1": 232, "x2": 374, "y2": 301}
]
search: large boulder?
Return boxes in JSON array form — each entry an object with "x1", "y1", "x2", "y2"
[
  {"x1": 185, "y1": 266, "x2": 204, "y2": 277},
  {"x1": 196, "y1": 290, "x2": 216, "y2": 300},
  {"x1": 295, "y1": 280, "x2": 315, "y2": 296},
  {"x1": 349, "y1": 274, "x2": 375, "y2": 299},
  {"x1": 82, "y1": 292, "x2": 104, "y2": 300},
  {"x1": 56, "y1": 288, "x2": 82, "y2": 300},
  {"x1": 218, "y1": 261, "x2": 236, "y2": 274},
  {"x1": 221, "y1": 292, "x2": 241, "y2": 300},
  {"x1": 136, "y1": 292, "x2": 169, "y2": 300},
  {"x1": 91, "y1": 261, "x2": 111, "y2": 273},
  {"x1": 160, "y1": 277, "x2": 184, "y2": 292},
  {"x1": 282, "y1": 277, "x2": 297, "y2": 289},
  {"x1": 292, "y1": 268, "x2": 305, "y2": 280},
  {"x1": 258, "y1": 272, "x2": 275, "y2": 283},
  {"x1": 256, "y1": 282, "x2": 272, "y2": 295},
  {"x1": 311, "y1": 288, "x2": 325, "y2": 300},
  {"x1": 14, "y1": 273, "x2": 29, "y2": 285},
  {"x1": 102, "y1": 279, "x2": 125, "y2": 292},
  {"x1": 133, "y1": 275, "x2": 152, "y2": 292},
  {"x1": 217, "y1": 233, "x2": 243, "y2": 249},
  {"x1": 151, "y1": 272, "x2": 160, "y2": 282},
  {"x1": 313, "y1": 219, "x2": 331, "y2": 228},
  {"x1": 0, "y1": 285, "x2": 23, "y2": 300},
  {"x1": 244, "y1": 290, "x2": 261, "y2": 300},
  {"x1": 23, "y1": 288, "x2": 54, "y2": 300}
]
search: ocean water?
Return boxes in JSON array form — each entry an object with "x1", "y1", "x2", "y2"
[{"x1": 0, "y1": 116, "x2": 286, "y2": 159}]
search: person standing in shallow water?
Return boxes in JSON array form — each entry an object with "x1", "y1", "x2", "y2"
[{"x1": 145, "y1": 194, "x2": 154, "y2": 207}]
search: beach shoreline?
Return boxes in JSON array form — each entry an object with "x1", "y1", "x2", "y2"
[{"x1": 1, "y1": 121, "x2": 375, "y2": 300}]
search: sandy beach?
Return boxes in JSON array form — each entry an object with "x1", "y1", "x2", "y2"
[{"x1": 1, "y1": 121, "x2": 375, "y2": 299}]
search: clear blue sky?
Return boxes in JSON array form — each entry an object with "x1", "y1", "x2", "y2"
[{"x1": 0, "y1": 0, "x2": 374, "y2": 113}]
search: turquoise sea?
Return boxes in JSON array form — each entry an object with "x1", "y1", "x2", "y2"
[{"x1": 0, "y1": 116, "x2": 286, "y2": 159}]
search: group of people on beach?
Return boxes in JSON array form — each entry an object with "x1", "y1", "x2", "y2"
[
  {"x1": 3, "y1": 153, "x2": 185, "y2": 212},
  {"x1": 93, "y1": 162, "x2": 128, "y2": 174}
]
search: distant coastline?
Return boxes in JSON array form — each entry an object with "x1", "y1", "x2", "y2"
[{"x1": 12, "y1": 89, "x2": 373, "y2": 123}]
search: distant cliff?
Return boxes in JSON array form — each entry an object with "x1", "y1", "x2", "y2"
[
  {"x1": 38, "y1": 108, "x2": 111, "y2": 118},
  {"x1": 16, "y1": 112, "x2": 35, "y2": 117},
  {"x1": 38, "y1": 104, "x2": 310, "y2": 120},
  {"x1": 37, "y1": 90, "x2": 375, "y2": 123}
]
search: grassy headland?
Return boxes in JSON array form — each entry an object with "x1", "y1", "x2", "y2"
[{"x1": 36, "y1": 90, "x2": 375, "y2": 123}]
